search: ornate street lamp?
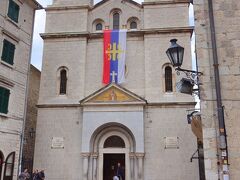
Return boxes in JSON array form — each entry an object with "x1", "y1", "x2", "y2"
[
  {"x1": 166, "y1": 39, "x2": 184, "y2": 68},
  {"x1": 166, "y1": 39, "x2": 202, "y2": 95},
  {"x1": 166, "y1": 39, "x2": 202, "y2": 76}
]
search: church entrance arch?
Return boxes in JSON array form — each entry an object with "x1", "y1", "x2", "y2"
[{"x1": 90, "y1": 124, "x2": 135, "y2": 180}]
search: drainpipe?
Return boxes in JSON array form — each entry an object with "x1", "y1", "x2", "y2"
[{"x1": 207, "y1": 0, "x2": 229, "y2": 179}]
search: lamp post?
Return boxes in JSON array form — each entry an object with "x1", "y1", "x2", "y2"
[
  {"x1": 166, "y1": 39, "x2": 202, "y2": 95},
  {"x1": 166, "y1": 39, "x2": 206, "y2": 180}
]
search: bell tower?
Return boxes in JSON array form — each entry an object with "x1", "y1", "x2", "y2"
[{"x1": 53, "y1": 0, "x2": 93, "y2": 6}]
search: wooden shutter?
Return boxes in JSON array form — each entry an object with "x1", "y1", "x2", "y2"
[
  {"x1": 1, "y1": 40, "x2": 8, "y2": 61},
  {"x1": 8, "y1": 42, "x2": 15, "y2": 65},
  {"x1": 1, "y1": 40, "x2": 15, "y2": 65},
  {"x1": 7, "y1": 0, "x2": 19, "y2": 23},
  {"x1": 13, "y1": 2, "x2": 19, "y2": 23},
  {"x1": 7, "y1": 0, "x2": 14, "y2": 19},
  {"x1": 0, "y1": 87, "x2": 10, "y2": 114}
]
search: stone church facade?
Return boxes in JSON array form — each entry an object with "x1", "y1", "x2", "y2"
[{"x1": 34, "y1": 0, "x2": 199, "y2": 179}]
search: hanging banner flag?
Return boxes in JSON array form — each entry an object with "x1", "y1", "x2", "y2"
[{"x1": 103, "y1": 29, "x2": 127, "y2": 84}]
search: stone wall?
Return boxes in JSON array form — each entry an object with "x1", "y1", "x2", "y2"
[
  {"x1": 22, "y1": 65, "x2": 41, "y2": 173},
  {"x1": 194, "y1": 0, "x2": 240, "y2": 179}
]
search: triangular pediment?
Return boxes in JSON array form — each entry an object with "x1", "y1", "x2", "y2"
[
  {"x1": 93, "y1": 0, "x2": 142, "y2": 9},
  {"x1": 80, "y1": 83, "x2": 146, "y2": 105}
]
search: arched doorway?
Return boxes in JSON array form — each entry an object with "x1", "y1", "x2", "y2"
[
  {"x1": 3, "y1": 152, "x2": 15, "y2": 180},
  {"x1": 99, "y1": 132, "x2": 130, "y2": 180},
  {"x1": 103, "y1": 135, "x2": 126, "y2": 180},
  {"x1": 0, "y1": 151, "x2": 4, "y2": 180},
  {"x1": 90, "y1": 124, "x2": 136, "y2": 180}
]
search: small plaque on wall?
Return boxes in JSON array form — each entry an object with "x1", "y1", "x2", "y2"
[
  {"x1": 51, "y1": 137, "x2": 64, "y2": 149},
  {"x1": 164, "y1": 137, "x2": 179, "y2": 149}
]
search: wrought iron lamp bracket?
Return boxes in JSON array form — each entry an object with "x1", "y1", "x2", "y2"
[{"x1": 175, "y1": 67, "x2": 203, "y2": 85}]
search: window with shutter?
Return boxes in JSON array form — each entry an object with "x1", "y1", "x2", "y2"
[
  {"x1": 0, "y1": 87, "x2": 10, "y2": 114},
  {"x1": 1, "y1": 39, "x2": 15, "y2": 65},
  {"x1": 7, "y1": 0, "x2": 19, "y2": 23}
]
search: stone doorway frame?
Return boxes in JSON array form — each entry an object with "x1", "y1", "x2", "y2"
[
  {"x1": 98, "y1": 131, "x2": 130, "y2": 180},
  {"x1": 82, "y1": 123, "x2": 145, "y2": 180}
]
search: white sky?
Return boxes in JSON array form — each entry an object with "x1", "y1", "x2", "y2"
[{"x1": 31, "y1": 0, "x2": 194, "y2": 70}]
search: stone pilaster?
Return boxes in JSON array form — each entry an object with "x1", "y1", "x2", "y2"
[
  {"x1": 82, "y1": 153, "x2": 90, "y2": 180},
  {"x1": 129, "y1": 152, "x2": 135, "y2": 180},
  {"x1": 92, "y1": 153, "x2": 98, "y2": 180},
  {"x1": 136, "y1": 153, "x2": 145, "y2": 180}
]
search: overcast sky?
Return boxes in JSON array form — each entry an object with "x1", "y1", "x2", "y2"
[{"x1": 31, "y1": 0, "x2": 194, "y2": 70}]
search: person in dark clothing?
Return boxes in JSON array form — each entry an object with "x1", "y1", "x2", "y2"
[
  {"x1": 36, "y1": 170, "x2": 45, "y2": 180},
  {"x1": 32, "y1": 169, "x2": 38, "y2": 180},
  {"x1": 116, "y1": 163, "x2": 124, "y2": 180}
]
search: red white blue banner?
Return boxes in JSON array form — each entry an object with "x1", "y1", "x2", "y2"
[{"x1": 103, "y1": 30, "x2": 127, "y2": 84}]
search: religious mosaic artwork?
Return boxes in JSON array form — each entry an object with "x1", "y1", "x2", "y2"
[{"x1": 90, "y1": 86, "x2": 136, "y2": 102}]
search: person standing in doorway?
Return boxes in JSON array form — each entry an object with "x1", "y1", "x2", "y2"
[{"x1": 116, "y1": 162, "x2": 124, "y2": 180}]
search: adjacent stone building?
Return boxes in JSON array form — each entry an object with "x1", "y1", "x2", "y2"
[
  {"x1": 194, "y1": 0, "x2": 240, "y2": 179},
  {"x1": 0, "y1": 1, "x2": 42, "y2": 180},
  {"x1": 34, "y1": 0, "x2": 200, "y2": 180},
  {"x1": 22, "y1": 65, "x2": 41, "y2": 173}
]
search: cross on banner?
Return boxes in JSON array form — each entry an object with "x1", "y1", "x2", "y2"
[
  {"x1": 110, "y1": 71, "x2": 117, "y2": 83},
  {"x1": 106, "y1": 43, "x2": 123, "y2": 61}
]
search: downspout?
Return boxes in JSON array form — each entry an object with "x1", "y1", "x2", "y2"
[
  {"x1": 207, "y1": 0, "x2": 229, "y2": 179},
  {"x1": 18, "y1": 8, "x2": 37, "y2": 177}
]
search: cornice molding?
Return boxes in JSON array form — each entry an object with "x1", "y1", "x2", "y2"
[
  {"x1": 37, "y1": 104, "x2": 81, "y2": 108},
  {"x1": 45, "y1": 5, "x2": 90, "y2": 11},
  {"x1": 2, "y1": 29, "x2": 20, "y2": 42},
  {"x1": 143, "y1": 0, "x2": 190, "y2": 6},
  {"x1": 37, "y1": 101, "x2": 195, "y2": 108},
  {"x1": 0, "y1": 75, "x2": 15, "y2": 87},
  {"x1": 40, "y1": 27, "x2": 194, "y2": 40},
  {"x1": 147, "y1": 102, "x2": 196, "y2": 107}
]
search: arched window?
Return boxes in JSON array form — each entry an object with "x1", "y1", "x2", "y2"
[
  {"x1": 130, "y1": 21, "x2": 137, "y2": 29},
  {"x1": 165, "y1": 66, "x2": 173, "y2": 92},
  {"x1": 113, "y1": 12, "x2": 120, "y2": 30},
  {"x1": 60, "y1": 69, "x2": 67, "y2": 95},
  {"x1": 3, "y1": 152, "x2": 15, "y2": 180},
  {"x1": 0, "y1": 151, "x2": 4, "y2": 180},
  {"x1": 96, "y1": 23, "x2": 103, "y2": 31},
  {"x1": 104, "y1": 136, "x2": 125, "y2": 148}
]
